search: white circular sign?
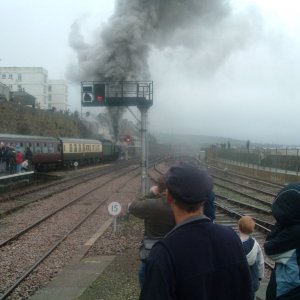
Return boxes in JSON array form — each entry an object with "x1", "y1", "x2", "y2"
[
  {"x1": 108, "y1": 202, "x2": 122, "y2": 216},
  {"x1": 74, "y1": 161, "x2": 79, "y2": 167}
]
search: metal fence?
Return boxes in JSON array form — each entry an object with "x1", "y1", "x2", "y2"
[{"x1": 213, "y1": 147, "x2": 300, "y2": 176}]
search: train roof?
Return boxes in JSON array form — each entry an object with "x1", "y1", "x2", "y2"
[
  {"x1": 58, "y1": 137, "x2": 102, "y2": 144},
  {"x1": 0, "y1": 133, "x2": 58, "y2": 142}
]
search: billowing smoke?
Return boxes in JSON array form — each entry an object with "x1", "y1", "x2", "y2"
[{"x1": 68, "y1": 0, "x2": 258, "y2": 141}]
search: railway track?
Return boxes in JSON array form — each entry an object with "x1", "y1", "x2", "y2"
[
  {"x1": 0, "y1": 160, "x2": 138, "y2": 218},
  {"x1": 0, "y1": 157, "x2": 166, "y2": 299},
  {"x1": 154, "y1": 159, "x2": 278, "y2": 275},
  {"x1": 201, "y1": 160, "x2": 283, "y2": 274}
]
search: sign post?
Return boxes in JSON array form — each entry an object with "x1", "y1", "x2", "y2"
[{"x1": 108, "y1": 201, "x2": 122, "y2": 232}]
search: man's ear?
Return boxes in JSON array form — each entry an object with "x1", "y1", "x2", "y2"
[{"x1": 166, "y1": 189, "x2": 173, "y2": 204}]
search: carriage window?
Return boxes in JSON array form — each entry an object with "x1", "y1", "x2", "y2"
[
  {"x1": 79, "y1": 144, "x2": 81, "y2": 152},
  {"x1": 35, "y1": 143, "x2": 41, "y2": 153},
  {"x1": 70, "y1": 144, "x2": 73, "y2": 152},
  {"x1": 74, "y1": 144, "x2": 77, "y2": 152},
  {"x1": 48, "y1": 143, "x2": 54, "y2": 153},
  {"x1": 43, "y1": 143, "x2": 48, "y2": 153},
  {"x1": 63, "y1": 145, "x2": 66, "y2": 152}
]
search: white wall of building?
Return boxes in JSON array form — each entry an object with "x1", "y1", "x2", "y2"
[
  {"x1": 48, "y1": 80, "x2": 68, "y2": 111},
  {"x1": 0, "y1": 67, "x2": 68, "y2": 111},
  {"x1": 0, "y1": 67, "x2": 48, "y2": 109}
]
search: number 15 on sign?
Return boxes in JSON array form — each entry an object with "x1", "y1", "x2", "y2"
[{"x1": 108, "y1": 202, "x2": 122, "y2": 232}]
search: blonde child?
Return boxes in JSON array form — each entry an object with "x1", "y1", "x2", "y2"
[{"x1": 238, "y1": 216, "x2": 264, "y2": 300}]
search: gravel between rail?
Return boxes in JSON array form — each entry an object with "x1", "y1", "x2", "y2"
[{"x1": 79, "y1": 215, "x2": 144, "y2": 300}]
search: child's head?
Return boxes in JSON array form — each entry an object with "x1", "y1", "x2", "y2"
[{"x1": 238, "y1": 216, "x2": 255, "y2": 234}]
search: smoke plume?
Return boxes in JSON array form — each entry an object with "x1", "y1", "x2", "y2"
[{"x1": 68, "y1": 0, "x2": 258, "y2": 141}]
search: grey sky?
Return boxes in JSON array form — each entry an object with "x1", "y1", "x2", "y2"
[{"x1": 1, "y1": 0, "x2": 300, "y2": 145}]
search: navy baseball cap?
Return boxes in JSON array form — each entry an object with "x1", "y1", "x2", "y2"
[{"x1": 164, "y1": 162, "x2": 213, "y2": 204}]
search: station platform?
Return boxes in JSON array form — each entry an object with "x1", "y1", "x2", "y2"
[
  {"x1": 30, "y1": 252, "x2": 268, "y2": 300},
  {"x1": 0, "y1": 171, "x2": 34, "y2": 180},
  {"x1": 30, "y1": 256, "x2": 115, "y2": 300}
]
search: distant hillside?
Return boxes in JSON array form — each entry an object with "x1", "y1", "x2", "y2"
[{"x1": 0, "y1": 101, "x2": 94, "y2": 138}]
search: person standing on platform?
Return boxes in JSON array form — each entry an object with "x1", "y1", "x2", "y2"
[
  {"x1": 25, "y1": 146, "x2": 33, "y2": 170},
  {"x1": 4, "y1": 144, "x2": 10, "y2": 173},
  {"x1": 16, "y1": 150, "x2": 23, "y2": 173},
  {"x1": 140, "y1": 162, "x2": 252, "y2": 300},
  {"x1": 238, "y1": 216, "x2": 264, "y2": 300},
  {"x1": 8, "y1": 146, "x2": 16, "y2": 174},
  {"x1": 203, "y1": 191, "x2": 216, "y2": 221},
  {"x1": 0, "y1": 142, "x2": 4, "y2": 172},
  {"x1": 264, "y1": 183, "x2": 300, "y2": 300},
  {"x1": 128, "y1": 176, "x2": 176, "y2": 288}
]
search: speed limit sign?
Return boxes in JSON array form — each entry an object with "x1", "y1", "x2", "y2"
[{"x1": 108, "y1": 202, "x2": 122, "y2": 216}]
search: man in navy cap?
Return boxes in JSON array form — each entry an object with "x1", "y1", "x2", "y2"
[{"x1": 140, "y1": 162, "x2": 252, "y2": 300}]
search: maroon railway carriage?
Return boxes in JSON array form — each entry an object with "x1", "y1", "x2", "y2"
[{"x1": 0, "y1": 133, "x2": 61, "y2": 170}]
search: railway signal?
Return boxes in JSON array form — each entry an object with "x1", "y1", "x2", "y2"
[
  {"x1": 81, "y1": 81, "x2": 153, "y2": 197},
  {"x1": 82, "y1": 83, "x2": 106, "y2": 106},
  {"x1": 125, "y1": 135, "x2": 131, "y2": 144}
]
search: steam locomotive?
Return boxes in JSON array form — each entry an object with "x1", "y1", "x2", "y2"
[{"x1": 0, "y1": 133, "x2": 121, "y2": 170}]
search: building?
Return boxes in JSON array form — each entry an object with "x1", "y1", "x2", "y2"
[
  {"x1": 11, "y1": 91, "x2": 36, "y2": 107},
  {"x1": 0, "y1": 82, "x2": 10, "y2": 101},
  {"x1": 0, "y1": 67, "x2": 48, "y2": 109},
  {"x1": 0, "y1": 67, "x2": 68, "y2": 111},
  {"x1": 48, "y1": 80, "x2": 68, "y2": 111}
]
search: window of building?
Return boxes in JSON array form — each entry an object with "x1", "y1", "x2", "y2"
[
  {"x1": 8, "y1": 74, "x2": 13, "y2": 79},
  {"x1": 18, "y1": 85, "x2": 22, "y2": 91},
  {"x1": 2, "y1": 74, "x2": 6, "y2": 79},
  {"x1": 17, "y1": 74, "x2": 22, "y2": 81},
  {"x1": 48, "y1": 95, "x2": 52, "y2": 101},
  {"x1": 48, "y1": 85, "x2": 52, "y2": 92}
]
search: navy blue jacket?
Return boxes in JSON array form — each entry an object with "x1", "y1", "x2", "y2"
[
  {"x1": 264, "y1": 183, "x2": 300, "y2": 300},
  {"x1": 140, "y1": 217, "x2": 252, "y2": 300}
]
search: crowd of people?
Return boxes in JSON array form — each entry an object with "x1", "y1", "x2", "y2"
[
  {"x1": 0, "y1": 143, "x2": 33, "y2": 174},
  {"x1": 129, "y1": 162, "x2": 300, "y2": 300}
]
